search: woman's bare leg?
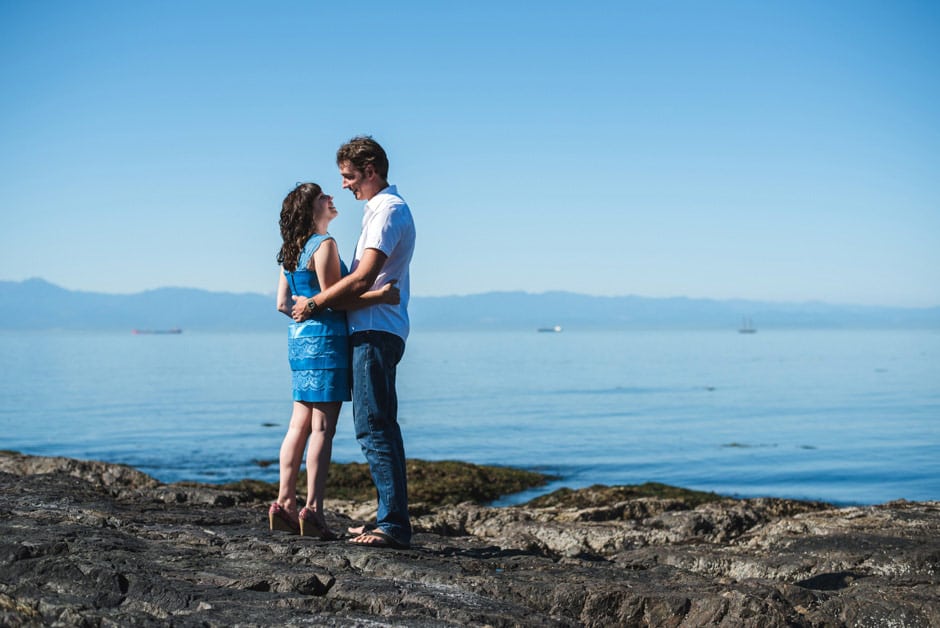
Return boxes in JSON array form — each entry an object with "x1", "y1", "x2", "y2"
[
  {"x1": 276, "y1": 401, "x2": 314, "y2": 517},
  {"x1": 305, "y1": 401, "x2": 341, "y2": 515}
]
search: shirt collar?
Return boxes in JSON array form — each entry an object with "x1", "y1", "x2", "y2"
[{"x1": 364, "y1": 184, "x2": 398, "y2": 213}]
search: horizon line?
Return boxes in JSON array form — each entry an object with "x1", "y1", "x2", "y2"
[{"x1": 3, "y1": 277, "x2": 939, "y2": 311}]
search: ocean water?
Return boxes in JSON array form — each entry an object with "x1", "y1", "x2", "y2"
[{"x1": 1, "y1": 328, "x2": 937, "y2": 506}]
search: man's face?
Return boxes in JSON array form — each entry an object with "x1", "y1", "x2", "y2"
[{"x1": 339, "y1": 161, "x2": 367, "y2": 201}]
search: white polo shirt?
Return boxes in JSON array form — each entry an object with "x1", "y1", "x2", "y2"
[{"x1": 347, "y1": 185, "x2": 416, "y2": 340}]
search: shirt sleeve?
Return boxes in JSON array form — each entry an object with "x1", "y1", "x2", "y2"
[{"x1": 361, "y1": 205, "x2": 405, "y2": 257}]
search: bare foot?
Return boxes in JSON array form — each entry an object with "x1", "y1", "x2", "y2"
[
  {"x1": 347, "y1": 523, "x2": 377, "y2": 535},
  {"x1": 348, "y1": 529, "x2": 409, "y2": 549}
]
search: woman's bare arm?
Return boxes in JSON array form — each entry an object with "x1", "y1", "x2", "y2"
[{"x1": 276, "y1": 271, "x2": 292, "y2": 317}]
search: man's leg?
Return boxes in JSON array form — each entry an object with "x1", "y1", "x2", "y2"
[{"x1": 351, "y1": 331, "x2": 411, "y2": 544}]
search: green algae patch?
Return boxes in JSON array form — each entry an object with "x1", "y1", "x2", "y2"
[
  {"x1": 221, "y1": 459, "x2": 551, "y2": 506},
  {"x1": 213, "y1": 478, "x2": 276, "y2": 502},
  {"x1": 327, "y1": 459, "x2": 553, "y2": 505},
  {"x1": 524, "y1": 482, "x2": 724, "y2": 509}
]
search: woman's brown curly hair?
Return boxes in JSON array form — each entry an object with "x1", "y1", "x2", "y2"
[{"x1": 277, "y1": 182, "x2": 322, "y2": 272}]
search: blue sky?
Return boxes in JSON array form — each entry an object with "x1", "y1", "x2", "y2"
[{"x1": 1, "y1": 1, "x2": 938, "y2": 306}]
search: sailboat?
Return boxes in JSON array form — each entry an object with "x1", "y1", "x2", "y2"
[{"x1": 738, "y1": 318, "x2": 756, "y2": 334}]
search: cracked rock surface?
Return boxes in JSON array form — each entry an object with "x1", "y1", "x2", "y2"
[{"x1": 1, "y1": 452, "x2": 938, "y2": 627}]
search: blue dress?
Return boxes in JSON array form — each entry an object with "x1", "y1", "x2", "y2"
[{"x1": 284, "y1": 234, "x2": 351, "y2": 402}]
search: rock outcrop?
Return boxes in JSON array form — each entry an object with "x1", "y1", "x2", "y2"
[{"x1": 1, "y1": 452, "x2": 937, "y2": 627}]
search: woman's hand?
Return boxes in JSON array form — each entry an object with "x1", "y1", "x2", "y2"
[{"x1": 378, "y1": 280, "x2": 400, "y2": 305}]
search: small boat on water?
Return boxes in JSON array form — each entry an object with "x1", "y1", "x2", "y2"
[
  {"x1": 132, "y1": 328, "x2": 183, "y2": 335},
  {"x1": 738, "y1": 318, "x2": 757, "y2": 334},
  {"x1": 538, "y1": 325, "x2": 563, "y2": 333}
]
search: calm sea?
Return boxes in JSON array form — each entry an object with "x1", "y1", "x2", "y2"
[{"x1": 1, "y1": 329, "x2": 937, "y2": 506}]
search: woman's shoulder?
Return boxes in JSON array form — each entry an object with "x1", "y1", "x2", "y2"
[
  {"x1": 299, "y1": 233, "x2": 331, "y2": 258},
  {"x1": 303, "y1": 232, "x2": 337, "y2": 249},
  {"x1": 309, "y1": 234, "x2": 339, "y2": 254},
  {"x1": 298, "y1": 233, "x2": 340, "y2": 269}
]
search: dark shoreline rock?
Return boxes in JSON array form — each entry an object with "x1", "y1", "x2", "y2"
[
  {"x1": 181, "y1": 458, "x2": 554, "y2": 510},
  {"x1": 1, "y1": 451, "x2": 938, "y2": 627}
]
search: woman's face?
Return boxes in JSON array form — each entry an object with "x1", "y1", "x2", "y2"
[{"x1": 313, "y1": 192, "x2": 337, "y2": 225}]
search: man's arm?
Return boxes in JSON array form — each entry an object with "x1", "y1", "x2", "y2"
[{"x1": 291, "y1": 248, "x2": 388, "y2": 321}]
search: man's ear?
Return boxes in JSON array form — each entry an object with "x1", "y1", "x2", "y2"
[{"x1": 364, "y1": 163, "x2": 376, "y2": 180}]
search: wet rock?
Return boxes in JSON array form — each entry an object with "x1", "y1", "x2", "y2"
[{"x1": 1, "y1": 451, "x2": 938, "y2": 627}]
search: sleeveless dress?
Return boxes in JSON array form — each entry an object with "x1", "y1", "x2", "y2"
[{"x1": 284, "y1": 234, "x2": 351, "y2": 402}]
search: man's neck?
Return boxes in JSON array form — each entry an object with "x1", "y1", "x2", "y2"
[{"x1": 363, "y1": 180, "x2": 390, "y2": 202}]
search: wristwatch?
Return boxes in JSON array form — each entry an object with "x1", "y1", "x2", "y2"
[{"x1": 305, "y1": 299, "x2": 320, "y2": 315}]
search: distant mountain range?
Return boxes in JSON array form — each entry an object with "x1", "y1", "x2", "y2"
[{"x1": 2, "y1": 278, "x2": 938, "y2": 331}]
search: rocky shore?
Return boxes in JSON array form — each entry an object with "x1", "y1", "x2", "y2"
[{"x1": 1, "y1": 451, "x2": 938, "y2": 627}]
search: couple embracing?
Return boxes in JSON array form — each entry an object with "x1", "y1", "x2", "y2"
[{"x1": 270, "y1": 136, "x2": 415, "y2": 550}]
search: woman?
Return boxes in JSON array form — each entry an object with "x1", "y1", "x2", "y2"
[{"x1": 270, "y1": 182, "x2": 398, "y2": 537}]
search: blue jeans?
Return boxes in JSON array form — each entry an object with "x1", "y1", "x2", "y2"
[{"x1": 350, "y1": 331, "x2": 411, "y2": 544}]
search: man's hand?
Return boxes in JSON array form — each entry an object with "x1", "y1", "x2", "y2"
[
  {"x1": 291, "y1": 295, "x2": 310, "y2": 322},
  {"x1": 379, "y1": 280, "x2": 400, "y2": 305}
]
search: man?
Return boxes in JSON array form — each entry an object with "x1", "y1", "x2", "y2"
[{"x1": 291, "y1": 136, "x2": 416, "y2": 549}]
